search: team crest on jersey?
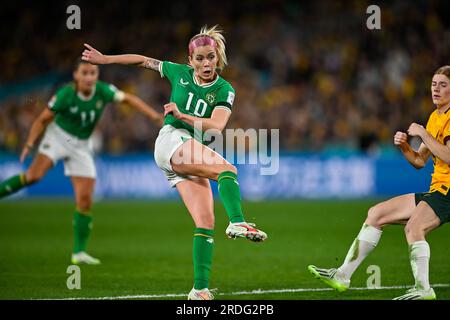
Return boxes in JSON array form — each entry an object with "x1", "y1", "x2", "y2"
[
  {"x1": 70, "y1": 106, "x2": 79, "y2": 113},
  {"x1": 96, "y1": 101, "x2": 103, "y2": 109},
  {"x1": 206, "y1": 93, "x2": 216, "y2": 104}
]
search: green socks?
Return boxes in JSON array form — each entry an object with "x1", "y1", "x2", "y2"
[
  {"x1": 217, "y1": 171, "x2": 245, "y2": 223},
  {"x1": 73, "y1": 210, "x2": 93, "y2": 254},
  {"x1": 193, "y1": 228, "x2": 214, "y2": 290},
  {"x1": 0, "y1": 174, "x2": 27, "y2": 199}
]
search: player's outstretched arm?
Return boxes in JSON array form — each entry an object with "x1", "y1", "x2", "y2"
[
  {"x1": 122, "y1": 93, "x2": 164, "y2": 126},
  {"x1": 20, "y1": 108, "x2": 55, "y2": 163},
  {"x1": 81, "y1": 44, "x2": 162, "y2": 72},
  {"x1": 394, "y1": 131, "x2": 431, "y2": 169}
]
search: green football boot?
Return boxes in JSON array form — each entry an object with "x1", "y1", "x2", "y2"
[
  {"x1": 393, "y1": 287, "x2": 436, "y2": 300},
  {"x1": 308, "y1": 265, "x2": 350, "y2": 293},
  {"x1": 71, "y1": 252, "x2": 101, "y2": 265}
]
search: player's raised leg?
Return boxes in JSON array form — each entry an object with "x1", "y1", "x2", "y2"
[
  {"x1": 309, "y1": 193, "x2": 416, "y2": 291},
  {"x1": 393, "y1": 200, "x2": 440, "y2": 300},
  {"x1": 171, "y1": 138, "x2": 267, "y2": 242},
  {"x1": 176, "y1": 177, "x2": 216, "y2": 300},
  {"x1": 0, "y1": 154, "x2": 53, "y2": 199},
  {"x1": 70, "y1": 176, "x2": 100, "y2": 265}
]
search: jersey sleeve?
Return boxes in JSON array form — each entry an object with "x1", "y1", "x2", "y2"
[
  {"x1": 161, "y1": 61, "x2": 188, "y2": 84},
  {"x1": 48, "y1": 86, "x2": 71, "y2": 112},
  {"x1": 214, "y1": 84, "x2": 235, "y2": 112},
  {"x1": 101, "y1": 82, "x2": 125, "y2": 103}
]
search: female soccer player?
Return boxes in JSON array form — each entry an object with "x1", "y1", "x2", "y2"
[
  {"x1": 81, "y1": 25, "x2": 267, "y2": 300},
  {"x1": 0, "y1": 59, "x2": 162, "y2": 265},
  {"x1": 308, "y1": 66, "x2": 450, "y2": 300}
]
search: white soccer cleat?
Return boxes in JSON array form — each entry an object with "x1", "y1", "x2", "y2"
[
  {"x1": 187, "y1": 288, "x2": 215, "y2": 300},
  {"x1": 71, "y1": 252, "x2": 101, "y2": 265},
  {"x1": 393, "y1": 287, "x2": 436, "y2": 300},
  {"x1": 225, "y1": 222, "x2": 267, "y2": 242}
]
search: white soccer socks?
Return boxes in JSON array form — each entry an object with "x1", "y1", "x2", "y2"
[
  {"x1": 337, "y1": 223, "x2": 382, "y2": 281},
  {"x1": 409, "y1": 240, "x2": 431, "y2": 291}
]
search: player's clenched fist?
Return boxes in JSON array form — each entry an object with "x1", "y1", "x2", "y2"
[
  {"x1": 394, "y1": 131, "x2": 408, "y2": 146},
  {"x1": 164, "y1": 102, "x2": 182, "y2": 119},
  {"x1": 407, "y1": 123, "x2": 426, "y2": 138}
]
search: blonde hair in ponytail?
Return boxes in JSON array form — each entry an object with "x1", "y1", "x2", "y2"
[{"x1": 190, "y1": 25, "x2": 227, "y2": 71}]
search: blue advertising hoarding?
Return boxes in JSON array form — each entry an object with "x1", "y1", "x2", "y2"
[{"x1": 0, "y1": 153, "x2": 434, "y2": 200}]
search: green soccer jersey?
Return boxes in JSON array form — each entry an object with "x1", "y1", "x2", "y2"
[
  {"x1": 160, "y1": 61, "x2": 236, "y2": 140},
  {"x1": 48, "y1": 81, "x2": 123, "y2": 139}
]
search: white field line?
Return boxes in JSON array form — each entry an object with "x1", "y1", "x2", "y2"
[{"x1": 39, "y1": 283, "x2": 450, "y2": 300}]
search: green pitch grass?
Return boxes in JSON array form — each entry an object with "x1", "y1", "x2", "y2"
[{"x1": 0, "y1": 200, "x2": 449, "y2": 300}]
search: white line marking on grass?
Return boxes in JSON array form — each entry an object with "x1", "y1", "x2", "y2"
[{"x1": 40, "y1": 283, "x2": 450, "y2": 300}]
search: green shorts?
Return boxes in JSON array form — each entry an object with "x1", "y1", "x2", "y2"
[{"x1": 415, "y1": 191, "x2": 450, "y2": 225}]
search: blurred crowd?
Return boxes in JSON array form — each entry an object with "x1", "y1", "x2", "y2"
[{"x1": 1, "y1": 0, "x2": 450, "y2": 155}]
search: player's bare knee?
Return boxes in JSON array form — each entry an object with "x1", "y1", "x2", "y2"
[
  {"x1": 366, "y1": 206, "x2": 383, "y2": 227},
  {"x1": 404, "y1": 224, "x2": 410, "y2": 236},
  {"x1": 219, "y1": 164, "x2": 237, "y2": 176},
  {"x1": 210, "y1": 164, "x2": 237, "y2": 180},
  {"x1": 77, "y1": 194, "x2": 93, "y2": 212},
  {"x1": 227, "y1": 164, "x2": 237, "y2": 175},
  {"x1": 196, "y1": 216, "x2": 215, "y2": 230},
  {"x1": 404, "y1": 221, "x2": 424, "y2": 239}
]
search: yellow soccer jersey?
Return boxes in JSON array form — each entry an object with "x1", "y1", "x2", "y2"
[{"x1": 426, "y1": 108, "x2": 450, "y2": 194}]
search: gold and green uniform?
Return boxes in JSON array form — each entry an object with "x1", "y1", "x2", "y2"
[{"x1": 415, "y1": 108, "x2": 450, "y2": 224}]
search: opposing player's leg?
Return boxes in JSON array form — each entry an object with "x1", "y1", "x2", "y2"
[
  {"x1": 309, "y1": 193, "x2": 416, "y2": 291},
  {"x1": 70, "y1": 176, "x2": 99, "y2": 265},
  {"x1": 393, "y1": 199, "x2": 442, "y2": 300},
  {"x1": 0, "y1": 153, "x2": 53, "y2": 199},
  {"x1": 176, "y1": 177, "x2": 216, "y2": 300},
  {"x1": 171, "y1": 138, "x2": 267, "y2": 242}
]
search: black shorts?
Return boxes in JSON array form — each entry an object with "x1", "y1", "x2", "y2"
[{"x1": 415, "y1": 191, "x2": 450, "y2": 225}]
